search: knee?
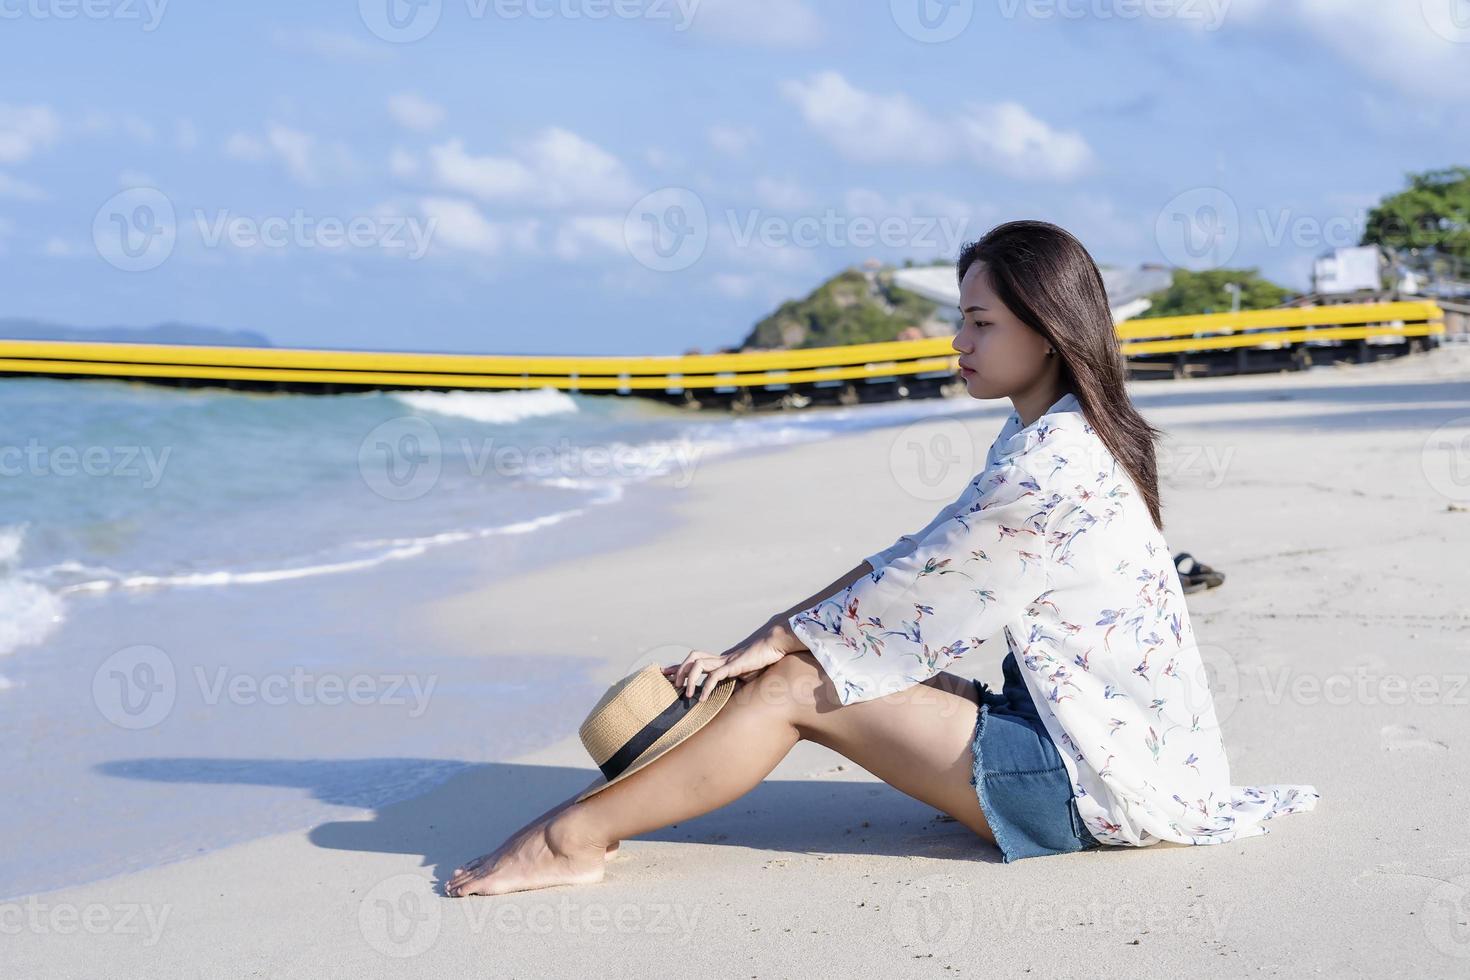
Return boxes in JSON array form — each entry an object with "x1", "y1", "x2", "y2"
[{"x1": 735, "y1": 651, "x2": 840, "y2": 730}]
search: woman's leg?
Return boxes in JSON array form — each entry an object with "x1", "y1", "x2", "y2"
[{"x1": 446, "y1": 652, "x2": 994, "y2": 897}]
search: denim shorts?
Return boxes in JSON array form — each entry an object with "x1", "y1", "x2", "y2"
[{"x1": 969, "y1": 651, "x2": 1104, "y2": 862}]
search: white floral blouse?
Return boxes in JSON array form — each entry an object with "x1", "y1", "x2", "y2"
[{"x1": 789, "y1": 391, "x2": 1320, "y2": 849}]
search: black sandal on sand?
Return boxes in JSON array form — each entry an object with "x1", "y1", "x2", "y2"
[{"x1": 1174, "y1": 552, "x2": 1226, "y2": 594}]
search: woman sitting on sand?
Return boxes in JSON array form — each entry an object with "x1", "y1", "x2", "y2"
[{"x1": 447, "y1": 219, "x2": 1319, "y2": 898}]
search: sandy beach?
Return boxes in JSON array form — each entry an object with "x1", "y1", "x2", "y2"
[{"x1": 7, "y1": 344, "x2": 1470, "y2": 979}]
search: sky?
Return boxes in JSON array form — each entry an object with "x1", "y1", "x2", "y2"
[{"x1": 1, "y1": 0, "x2": 1469, "y2": 356}]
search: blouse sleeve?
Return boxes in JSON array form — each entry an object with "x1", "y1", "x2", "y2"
[
  {"x1": 790, "y1": 460, "x2": 1060, "y2": 706},
  {"x1": 861, "y1": 485, "x2": 976, "y2": 576}
]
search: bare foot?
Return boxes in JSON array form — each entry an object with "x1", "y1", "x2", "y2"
[{"x1": 446, "y1": 814, "x2": 607, "y2": 898}]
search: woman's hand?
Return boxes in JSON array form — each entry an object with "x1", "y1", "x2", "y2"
[{"x1": 663, "y1": 620, "x2": 803, "y2": 703}]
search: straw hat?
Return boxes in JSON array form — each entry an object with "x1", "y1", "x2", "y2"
[{"x1": 573, "y1": 659, "x2": 737, "y2": 804}]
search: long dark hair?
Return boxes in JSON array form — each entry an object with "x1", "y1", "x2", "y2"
[{"x1": 956, "y1": 220, "x2": 1165, "y2": 531}]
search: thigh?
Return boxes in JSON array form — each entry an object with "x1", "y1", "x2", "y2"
[{"x1": 756, "y1": 653, "x2": 995, "y2": 845}]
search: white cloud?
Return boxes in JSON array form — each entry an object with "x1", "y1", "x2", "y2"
[
  {"x1": 42, "y1": 236, "x2": 76, "y2": 257},
  {"x1": 79, "y1": 110, "x2": 154, "y2": 144},
  {"x1": 387, "y1": 93, "x2": 446, "y2": 132},
  {"x1": 0, "y1": 103, "x2": 61, "y2": 164},
  {"x1": 175, "y1": 118, "x2": 199, "y2": 151},
  {"x1": 270, "y1": 28, "x2": 395, "y2": 64},
  {"x1": 707, "y1": 123, "x2": 758, "y2": 156},
  {"x1": 780, "y1": 71, "x2": 1094, "y2": 181},
  {"x1": 552, "y1": 215, "x2": 627, "y2": 260},
  {"x1": 389, "y1": 146, "x2": 421, "y2": 178},
  {"x1": 417, "y1": 196, "x2": 541, "y2": 255},
  {"x1": 224, "y1": 131, "x2": 266, "y2": 161},
  {"x1": 0, "y1": 171, "x2": 46, "y2": 201},
  {"x1": 427, "y1": 127, "x2": 638, "y2": 208},
  {"x1": 684, "y1": 0, "x2": 823, "y2": 47},
  {"x1": 1185, "y1": 0, "x2": 1470, "y2": 101},
  {"x1": 955, "y1": 101, "x2": 1094, "y2": 181},
  {"x1": 753, "y1": 177, "x2": 813, "y2": 210},
  {"x1": 712, "y1": 272, "x2": 759, "y2": 298},
  {"x1": 226, "y1": 123, "x2": 361, "y2": 185}
]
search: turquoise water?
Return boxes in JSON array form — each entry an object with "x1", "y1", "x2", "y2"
[{"x1": 0, "y1": 376, "x2": 989, "y2": 898}]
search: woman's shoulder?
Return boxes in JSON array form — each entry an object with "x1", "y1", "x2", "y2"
[{"x1": 1005, "y1": 413, "x2": 1111, "y2": 498}]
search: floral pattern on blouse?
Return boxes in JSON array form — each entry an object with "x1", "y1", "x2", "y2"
[{"x1": 788, "y1": 391, "x2": 1320, "y2": 850}]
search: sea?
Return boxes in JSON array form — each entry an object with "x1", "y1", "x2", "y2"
[{"x1": 0, "y1": 375, "x2": 990, "y2": 899}]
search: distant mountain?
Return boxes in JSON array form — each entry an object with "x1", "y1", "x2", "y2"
[
  {"x1": 0, "y1": 319, "x2": 272, "y2": 347},
  {"x1": 738, "y1": 261, "x2": 954, "y2": 351}
]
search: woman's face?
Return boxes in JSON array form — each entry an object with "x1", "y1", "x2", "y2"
[{"x1": 951, "y1": 260, "x2": 1053, "y2": 400}]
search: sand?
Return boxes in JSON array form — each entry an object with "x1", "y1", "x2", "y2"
[{"x1": 7, "y1": 343, "x2": 1470, "y2": 979}]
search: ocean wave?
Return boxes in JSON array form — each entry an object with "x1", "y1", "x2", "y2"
[
  {"x1": 27, "y1": 504, "x2": 601, "y2": 597},
  {"x1": 0, "y1": 525, "x2": 65, "y2": 664},
  {"x1": 391, "y1": 387, "x2": 580, "y2": 424}
]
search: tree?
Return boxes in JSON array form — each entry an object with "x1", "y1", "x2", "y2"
[
  {"x1": 1136, "y1": 268, "x2": 1292, "y2": 317},
  {"x1": 1362, "y1": 166, "x2": 1470, "y2": 264}
]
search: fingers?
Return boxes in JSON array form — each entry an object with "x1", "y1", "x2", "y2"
[{"x1": 696, "y1": 664, "x2": 729, "y2": 702}]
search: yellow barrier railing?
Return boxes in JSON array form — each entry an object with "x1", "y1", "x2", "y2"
[{"x1": 0, "y1": 301, "x2": 1443, "y2": 392}]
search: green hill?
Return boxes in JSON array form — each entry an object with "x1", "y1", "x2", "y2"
[{"x1": 738, "y1": 263, "x2": 951, "y2": 350}]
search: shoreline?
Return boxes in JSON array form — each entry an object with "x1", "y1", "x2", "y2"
[{"x1": 8, "y1": 345, "x2": 1470, "y2": 976}]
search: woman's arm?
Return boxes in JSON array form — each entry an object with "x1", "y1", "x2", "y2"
[{"x1": 734, "y1": 559, "x2": 877, "y2": 654}]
